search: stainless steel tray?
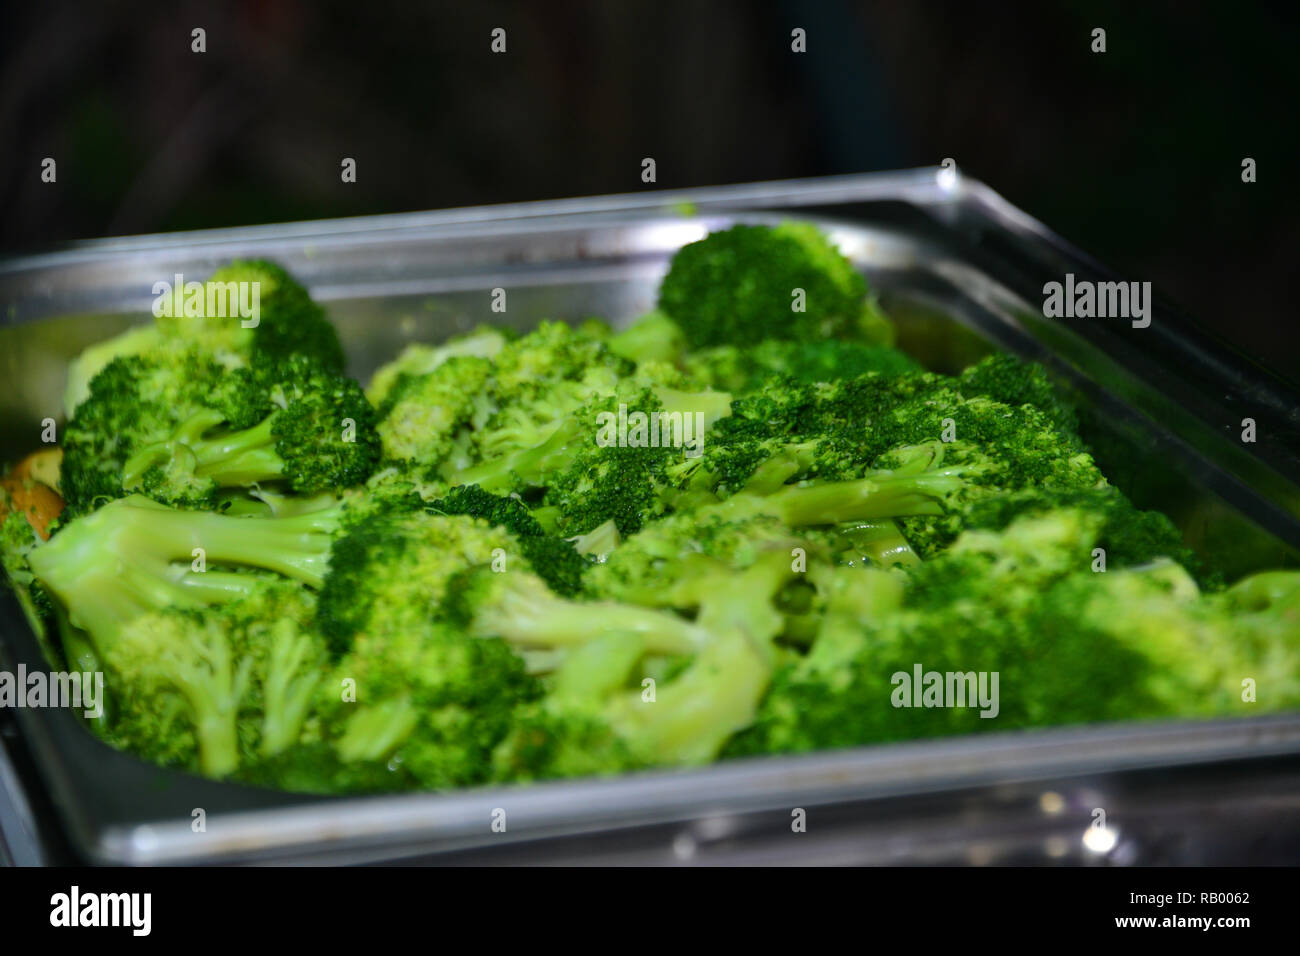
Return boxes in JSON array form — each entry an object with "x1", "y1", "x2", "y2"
[{"x1": 2, "y1": 169, "x2": 1299, "y2": 865}]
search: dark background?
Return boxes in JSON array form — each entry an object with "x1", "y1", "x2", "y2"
[{"x1": 2, "y1": 0, "x2": 1296, "y2": 380}]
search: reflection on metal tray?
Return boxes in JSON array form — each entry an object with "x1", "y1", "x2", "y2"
[{"x1": 1, "y1": 169, "x2": 1298, "y2": 864}]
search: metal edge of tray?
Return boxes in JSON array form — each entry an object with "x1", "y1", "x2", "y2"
[
  {"x1": 95, "y1": 713, "x2": 1300, "y2": 865},
  {"x1": 0, "y1": 169, "x2": 958, "y2": 268}
]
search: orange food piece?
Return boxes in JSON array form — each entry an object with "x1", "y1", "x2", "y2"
[{"x1": 1, "y1": 449, "x2": 65, "y2": 539}]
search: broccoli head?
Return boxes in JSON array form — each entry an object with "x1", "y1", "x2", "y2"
[
  {"x1": 121, "y1": 354, "x2": 380, "y2": 508},
  {"x1": 658, "y1": 222, "x2": 879, "y2": 348},
  {"x1": 160, "y1": 260, "x2": 345, "y2": 372},
  {"x1": 101, "y1": 580, "x2": 326, "y2": 778}
]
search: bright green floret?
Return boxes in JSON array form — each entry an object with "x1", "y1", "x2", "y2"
[
  {"x1": 658, "y1": 222, "x2": 885, "y2": 348},
  {"x1": 121, "y1": 354, "x2": 380, "y2": 508}
]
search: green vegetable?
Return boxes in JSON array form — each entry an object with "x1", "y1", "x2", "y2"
[{"x1": 6, "y1": 228, "x2": 1295, "y2": 795}]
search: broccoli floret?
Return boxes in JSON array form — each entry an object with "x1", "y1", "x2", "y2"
[
  {"x1": 316, "y1": 509, "x2": 515, "y2": 656},
  {"x1": 958, "y1": 353, "x2": 1079, "y2": 437},
  {"x1": 961, "y1": 485, "x2": 1203, "y2": 576},
  {"x1": 685, "y1": 339, "x2": 920, "y2": 392},
  {"x1": 428, "y1": 484, "x2": 542, "y2": 538},
  {"x1": 606, "y1": 310, "x2": 686, "y2": 365},
  {"x1": 309, "y1": 617, "x2": 539, "y2": 792},
  {"x1": 121, "y1": 354, "x2": 380, "y2": 507},
  {"x1": 101, "y1": 581, "x2": 325, "y2": 778},
  {"x1": 539, "y1": 385, "x2": 734, "y2": 537},
  {"x1": 697, "y1": 376, "x2": 1100, "y2": 553},
  {"x1": 452, "y1": 382, "x2": 730, "y2": 519},
  {"x1": 375, "y1": 354, "x2": 496, "y2": 474},
  {"x1": 491, "y1": 320, "x2": 629, "y2": 397},
  {"x1": 0, "y1": 507, "x2": 55, "y2": 648},
  {"x1": 365, "y1": 328, "x2": 506, "y2": 408},
  {"x1": 489, "y1": 549, "x2": 797, "y2": 779},
  {"x1": 62, "y1": 324, "x2": 166, "y2": 418},
  {"x1": 658, "y1": 222, "x2": 885, "y2": 348},
  {"x1": 60, "y1": 351, "x2": 230, "y2": 515},
  {"x1": 63, "y1": 261, "x2": 344, "y2": 421},
  {"x1": 425, "y1": 484, "x2": 588, "y2": 596},
  {"x1": 165, "y1": 260, "x2": 346, "y2": 373},
  {"x1": 866, "y1": 392, "x2": 1107, "y2": 556},
  {"x1": 28, "y1": 495, "x2": 341, "y2": 654},
  {"x1": 584, "y1": 508, "x2": 829, "y2": 607},
  {"x1": 304, "y1": 509, "x2": 544, "y2": 791}
]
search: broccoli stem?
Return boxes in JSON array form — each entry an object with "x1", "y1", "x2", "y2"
[
  {"x1": 715, "y1": 469, "x2": 965, "y2": 527},
  {"x1": 566, "y1": 518, "x2": 621, "y2": 559},
  {"x1": 28, "y1": 496, "x2": 340, "y2": 649},
  {"x1": 607, "y1": 311, "x2": 683, "y2": 364},
  {"x1": 453, "y1": 418, "x2": 583, "y2": 492},
  {"x1": 189, "y1": 415, "x2": 284, "y2": 485},
  {"x1": 607, "y1": 553, "x2": 794, "y2": 764},
  {"x1": 655, "y1": 387, "x2": 733, "y2": 427},
  {"x1": 261, "y1": 630, "x2": 323, "y2": 757},
  {"x1": 175, "y1": 569, "x2": 269, "y2": 602},
  {"x1": 122, "y1": 411, "x2": 286, "y2": 492},
  {"x1": 837, "y1": 519, "x2": 920, "y2": 567},
  {"x1": 337, "y1": 699, "x2": 420, "y2": 762},
  {"x1": 183, "y1": 648, "x2": 250, "y2": 778},
  {"x1": 471, "y1": 573, "x2": 709, "y2": 655},
  {"x1": 548, "y1": 633, "x2": 646, "y2": 702}
]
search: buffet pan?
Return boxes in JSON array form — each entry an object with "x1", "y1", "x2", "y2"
[{"x1": 2, "y1": 168, "x2": 1299, "y2": 865}]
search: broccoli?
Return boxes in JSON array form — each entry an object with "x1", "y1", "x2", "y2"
[
  {"x1": 62, "y1": 348, "x2": 378, "y2": 515},
  {"x1": 606, "y1": 310, "x2": 686, "y2": 365},
  {"x1": 60, "y1": 350, "x2": 231, "y2": 516},
  {"x1": 374, "y1": 354, "x2": 496, "y2": 475},
  {"x1": 119, "y1": 354, "x2": 380, "y2": 508},
  {"x1": 685, "y1": 338, "x2": 920, "y2": 392},
  {"x1": 0, "y1": 507, "x2": 55, "y2": 650},
  {"x1": 488, "y1": 549, "x2": 798, "y2": 779},
  {"x1": 541, "y1": 387, "x2": 735, "y2": 536},
  {"x1": 730, "y1": 509, "x2": 1300, "y2": 758},
  {"x1": 958, "y1": 352, "x2": 1079, "y2": 437},
  {"x1": 62, "y1": 324, "x2": 167, "y2": 418},
  {"x1": 101, "y1": 581, "x2": 326, "y2": 777},
  {"x1": 160, "y1": 259, "x2": 346, "y2": 373},
  {"x1": 303, "y1": 615, "x2": 540, "y2": 792},
  {"x1": 365, "y1": 327, "x2": 506, "y2": 408},
  {"x1": 679, "y1": 367, "x2": 1104, "y2": 557},
  {"x1": 13, "y1": 244, "x2": 1300, "y2": 798},
  {"x1": 657, "y1": 222, "x2": 885, "y2": 348},
  {"x1": 315, "y1": 508, "x2": 515, "y2": 656},
  {"x1": 27, "y1": 495, "x2": 341, "y2": 652},
  {"x1": 371, "y1": 321, "x2": 632, "y2": 481},
  {"x1": 303, "y1": 509, "x2": 546, "y2": 791},
  {"x1": 426, "y1": 484, "x2": 589, "y2": 596},
  {"x1": 62, "y1": 261, "x2": 345, "y2": 420},
  {"x1": 451, "y1": 382, "x2": 731, "y2": 525},
  {"x1": 447, "y1": 565, "x2": 710, "y2": 658}
]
